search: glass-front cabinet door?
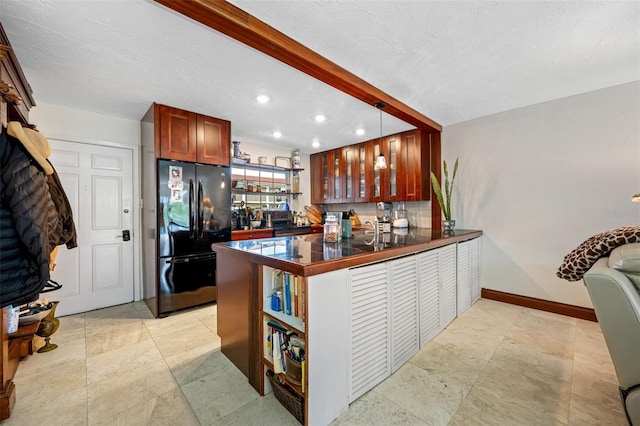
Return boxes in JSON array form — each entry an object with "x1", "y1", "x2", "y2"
[
  {"x1": 333, "y1": 149, "x2": 341, "y2": 201},
  {"x1": 354, "y1": 143, "x2": 370, "y2": 202},
  {"x1": 342, "y1": 146, "x2": 354, "y2": 202},
  {"x1": 371, "y1": 140, "x2": 387, "y2": 202},
  {"x1": 322, "y1": 152, "x2": 329, "y2": 202},
  {"x1": 386, "y1": 134, "x2": 403, "y2": 201}
]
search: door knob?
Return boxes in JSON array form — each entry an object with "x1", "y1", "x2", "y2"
[{"x1": 123, "y1": 209, "x2": 129, "y2": 213}]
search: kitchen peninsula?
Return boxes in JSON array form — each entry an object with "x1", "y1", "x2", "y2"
[{"x1": 213, "y1": 228, "x2": 482, "y2": 425}]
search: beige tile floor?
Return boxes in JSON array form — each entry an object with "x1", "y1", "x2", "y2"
[{"x1": 3, "y1": 299, "x2": 626, "y2": 426}]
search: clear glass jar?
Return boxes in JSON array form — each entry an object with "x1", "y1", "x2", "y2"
[{"x1": 323, "y1": 215, "x2": 342, "y2": 242}]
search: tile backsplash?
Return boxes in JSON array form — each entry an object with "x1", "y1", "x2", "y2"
[{"x1": 321, "y1": 201, "x2": 433, "y2": 228}]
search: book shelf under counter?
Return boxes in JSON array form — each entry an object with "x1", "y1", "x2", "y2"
[{"x1": 260, "y1": 266, "x2": 308, "y2": 423}]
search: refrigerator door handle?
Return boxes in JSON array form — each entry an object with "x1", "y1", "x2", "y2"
[
  {"x1": 189, "y1": 178, "x2": 195, "y2": 239},
  {"x1": 197, "y1": 179, "x2": 204, "y2": 238},
  {"x1": 167, "y1": 257, "x2": 190, "y2": 264}
]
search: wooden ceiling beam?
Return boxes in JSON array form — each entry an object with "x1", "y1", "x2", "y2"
[{"x1": 154, "y1": 0, "x2": 442, "y2": 133}]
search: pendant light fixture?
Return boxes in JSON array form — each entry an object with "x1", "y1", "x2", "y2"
[
  {"x1": 374, "y1": 102, "x2": 387, "y2": 170},
  {"x1": 632, "y1": 193, "x2": 640, "y2": 202}
]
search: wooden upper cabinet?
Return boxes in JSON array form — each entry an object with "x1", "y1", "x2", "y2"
[
  {"x1": 354, "y1": 143, "x2": 372, "y2": 203},
  {"x1": 159, "y1": 105, "x2": 197, "y2": 162},
  {"x1": 341, "y1": 145, "x2": 355, "y2": 202},
  {"x1": 197, "y1": 114, "x2": 230, "y2": 166},
  {"x1": 157, "y1": 104, "x2": 230, "y2": 166},
  {"x1": 402, "y1": 129, "x2": 431, "y2": 201},
  {"x1": 310, "y1": 128, "x2": 434, "y2": 204},
  {"x1": 310, "y1": 152, "x2": 325, "y2": 204},
  {"x1": 330, "y1": 148, "x2": 343, "y2": 203},
  {"x1": 385, "y1": 134, "x2": 404, "y2": 202},
  {"x1": 370, "y1": 139, "x2": 386, "y2": 203},
  {"x1": 1, "y1": 23, "x2": 36, "y2": 126}
]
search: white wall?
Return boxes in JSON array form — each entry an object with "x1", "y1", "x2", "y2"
[
  {"x1": 30, "y1": 102, "x2": 141, "y2": 146},
  {"x1": 443, "y1": 81, "x2": 640, "y2": 308}
]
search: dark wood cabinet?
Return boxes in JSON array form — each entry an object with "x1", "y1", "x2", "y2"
[
  {"x1": 385, "y1": 134, "x2": 404, "y2": 202},
  {"x1": 330, "y1": 148, "x2": 343, "y2": 203},
  {"x1": 310, "y1": 150, "x2": 341, "y2": 204},
  {"x1": 197, "y1": 114, "x2": 231, "y2": 166},
  {"x1": 310, "y1": 129, "x2": 433, "y2": 204},
  {"x1": 402, "y1": 129, "x2": 431, "y2": 201},
  {"x1": 354, "y1": 143, "x2": 372, "y2": 203},
  {"x1": 309, "y1": 152, "x2": 325, "y2": 204},
  {"x1": 155, "y1": 103, "x2": 230, "y2": 166},
  {"x1": 370, "y1": 139, "x2": 384, "y2": 202},
  {"x1": 341, "y1": 145, "x2": 355, "y2": 202},
  {"x1": 310, "y1": 148, "x2": 345, "y2": 203},
  {"x1": 159, "y1": 105, "x2": 197, "y2": 162}
]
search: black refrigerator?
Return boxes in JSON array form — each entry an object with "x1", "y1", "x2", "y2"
[{"x1": 156, "y1": 159, "x2": 231, "y2": 316}]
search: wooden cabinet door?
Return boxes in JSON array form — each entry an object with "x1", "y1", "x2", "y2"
[
  {"x1": 310, "y1": 153, "x2": 325, "y2": 204},
  {"x1": 341, "y1": 146, "x2": 356, "y2": 202},
  {"x1": 402, "y1": 130, "x2": 431, "y2": 201},
  {"x1": 329, "y1": 149, "x2": 342, "y2": 203},
  {"x1": 385, "y1": 134, "x2": 403, "y2": 201},
  {"x1": 354, "y1": 143, "x2": 371, "y2": 202},
  {"x1": 197, "y1": 114, "x2": 230, "y2": 166},
  {"x1": 370, "y1": 139, "x2": 387, "y2": 202},
  {"x1": 159, "y1": 105, "x2": 197, "y2": 162}
]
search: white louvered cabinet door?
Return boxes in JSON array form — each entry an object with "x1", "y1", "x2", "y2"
[
  {"x1": 470, "y1": 238, "x2": 481, "y2": 303},
  {"x1": 389, "y1": 256, "x2": 419, "y2": 372},
  {"x1": 457, "y1": 240, "x2": 472, "y2": 315},
  {"x1": 417, "y1": 250, "x2": 440, "y2": 347},
  {"x1": 348, "y1": 263, "x2": 390, "y2": 402},
  {"x1": 439, "y1": 244, "x2": 458, "y2": 328}
]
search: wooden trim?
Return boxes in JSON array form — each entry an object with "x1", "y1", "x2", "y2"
[
  {"x1": 481, "y1": 288, "x2": 597, "y2": 322},
  {"x1": 430, "y1": 132, "x2": 442, "y2": 230},
  {"x1": 153, "y1": 0, "x2": 441, "y2": 133}
]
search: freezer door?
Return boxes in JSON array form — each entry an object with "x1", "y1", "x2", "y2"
[
  {"x1": 158, "y1": 160, "x2": 197, "y2": 257},
  {"x1": 158, "y1": 253, "x2": 217, "y2": 315},
  {"x1": 196, "y1": 164, "x2": 232, "y2": 249}
]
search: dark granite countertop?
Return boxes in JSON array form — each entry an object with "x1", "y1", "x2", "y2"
[{"x1": 213, "y1": 228, "x2": 482, "y2": 277}]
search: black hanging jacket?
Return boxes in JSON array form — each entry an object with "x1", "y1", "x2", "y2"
[{"x1": 0, "y1": 126, "x2": 57, "y2": 308}]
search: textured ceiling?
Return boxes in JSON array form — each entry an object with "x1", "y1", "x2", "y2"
[{"x1": 1, "y1": 0, "x2": 638, "y2": 154}]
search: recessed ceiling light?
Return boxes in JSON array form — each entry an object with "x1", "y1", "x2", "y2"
[
  {"x1": 355, "y1": 128, "x2": 365, "y2": 136},
  {"x1": 312, "y1": 140, "x2": 320, "y2": 148},
  {"x1": 273, "y1": 131, "x2": 282, "y2": 138},
  {"x1": 256, "y1": 94, "x2": 270, "y2": 104},
  {"x1": 315, "y1": 114, "x2": 326, "y2": 123}
]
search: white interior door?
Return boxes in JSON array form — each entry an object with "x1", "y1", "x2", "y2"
[{"x1": 47, "y1": 140, "x2": 134, "y2": 316}]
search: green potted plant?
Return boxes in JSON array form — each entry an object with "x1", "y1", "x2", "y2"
[{"x1": 430, "y1": 158, "x2": 458, "y2": 232}]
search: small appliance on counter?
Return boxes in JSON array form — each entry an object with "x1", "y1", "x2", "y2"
[
  {"x1": 393, "y1": 203, "x2": 409, "y2": 228},
  {"x1": 376, "y1": 202, "x2": 393, "y2": 233},
  {"x1": 267, "y1": 210, "x2": 313, "y2": 236}
]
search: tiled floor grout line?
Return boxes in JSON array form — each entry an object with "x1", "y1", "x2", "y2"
[{"x1": 445, "y1": 307, "x2": 522, "y2": 425}]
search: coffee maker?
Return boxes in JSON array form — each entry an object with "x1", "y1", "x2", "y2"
[{"x1": 376, "y1": 202, "x2": 393, "y2": 233}]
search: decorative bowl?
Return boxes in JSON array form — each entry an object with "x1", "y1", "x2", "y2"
[
  {"x1": 250, "y1": 220, "x2": 261, "y2": 229},
  {"x1": 19, "y1": 308, "x2": 50, "y2": 326}
]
